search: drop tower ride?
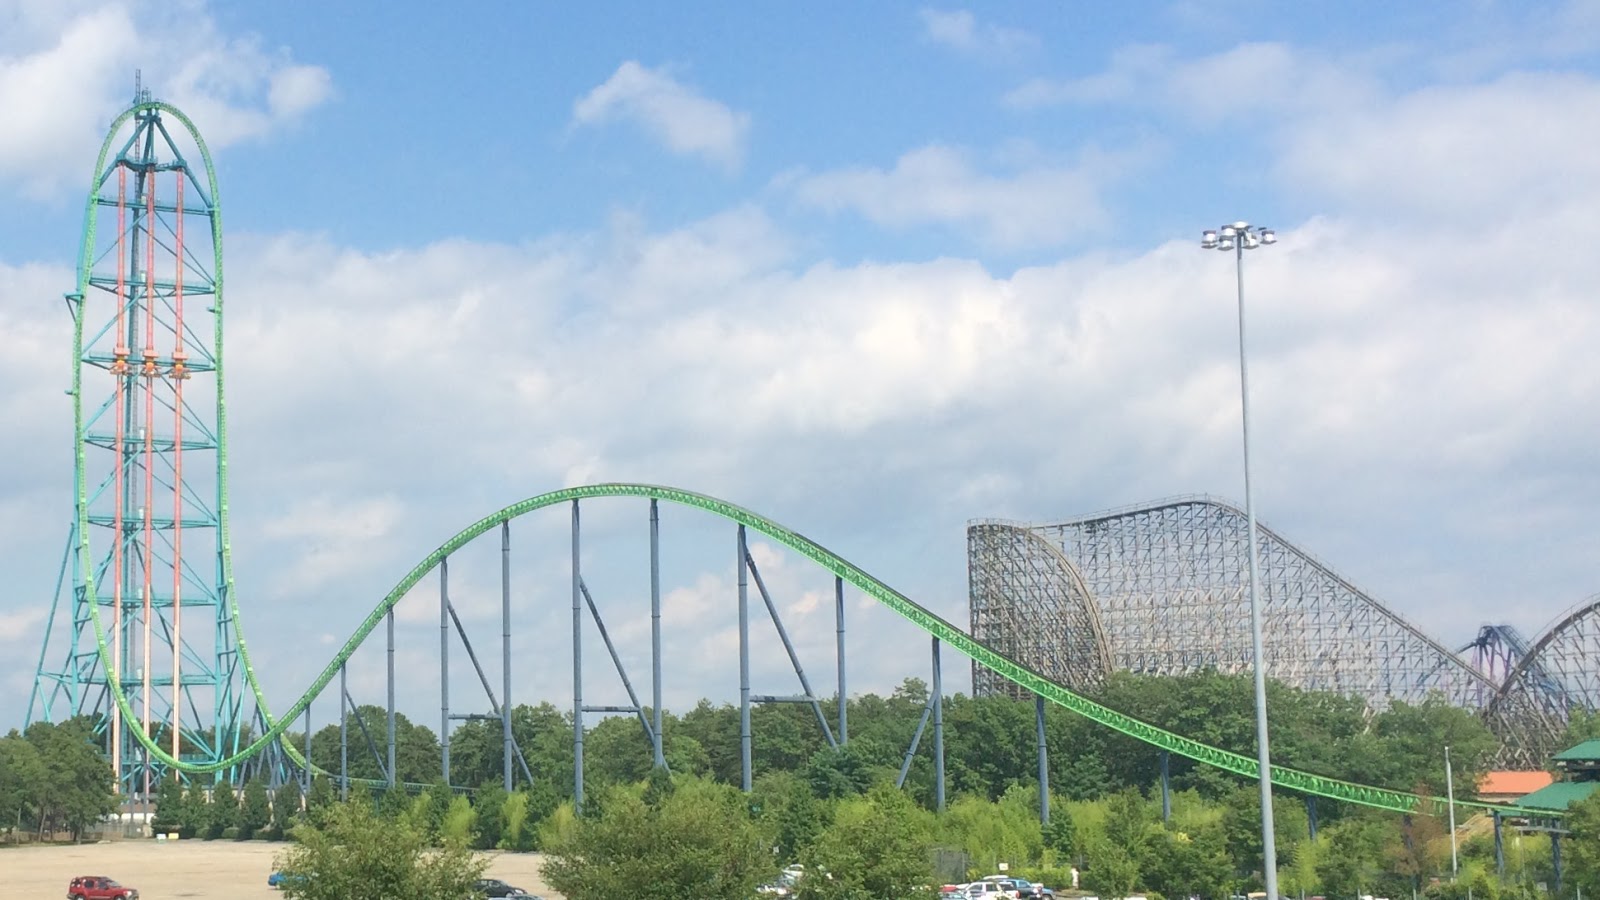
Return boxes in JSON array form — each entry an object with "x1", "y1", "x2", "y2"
[{"x1": 28, "y1": 84, "x2": 251, "y2": 795}]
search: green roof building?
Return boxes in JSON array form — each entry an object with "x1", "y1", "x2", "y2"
[{"x1": 1517, "y1": 739, "x2": 1600, "y2": 811}]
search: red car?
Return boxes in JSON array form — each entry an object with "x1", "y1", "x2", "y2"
[{"x1": 67, "y1": 876, "x2": 139, "y2": 900}]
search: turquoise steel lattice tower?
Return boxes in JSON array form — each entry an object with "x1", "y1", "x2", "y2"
[{"x1": 28, "y1": 86, "x2": 249, "y2": 795}]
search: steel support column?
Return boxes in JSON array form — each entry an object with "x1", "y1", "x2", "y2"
[
  {"x1": 836, "y1": 576, "x2": 847, "y2": 745},
  {"x1": 1493, "y1": 811, "x2": 1503, "y2": 878},
  {"x1": 1553, "y1": 831, "x2": 1563, "y2": 894},
  {"x1": 570, "y1": 503, "x2": 584, "y2": 810},
  {"x1": 932, "y1": 636, "x2": 945, "y2": 813},
  {"x1": 738, "y1": 524, "x2": 752, "y2": 793},
  {"x1": 650, "y1": 500, "x2": 664, "y2": 770},
  {"x1": 386, "y1": 607, "x2": 396, "y2": 790},
  {"x1": 1036, "y1": 694, "x2": 1049, "y2": 825},
  {"x1": 302, "y1": 702, "x2": 311, "y2": 793},
  {"x1": 339, "y1": 662, "x2": 348, "y2": 800},
  {"x1": 502, "y1": 520, "x2": 513, "y2": 793},
  {"x1": 1308, "y1": 797, "x2": 1318, "y2": 840},
  {"x1": 441, "y1": 556, "x2": 450, "y2": 786},
  {"x1": 1161, "y1": 750, "x2": 1171, "y2": 822}
]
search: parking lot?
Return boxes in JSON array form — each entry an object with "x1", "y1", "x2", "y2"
[{"x1": 3, "y1": 840, "x2": 559, "y2": 900}]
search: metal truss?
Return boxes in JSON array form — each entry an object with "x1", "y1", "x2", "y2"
[
  {"x1": 968, "y1": 523, "x2": 1112, "y2": 699},
  {"x1": 1487, "y1": 595, "x2": 1600, "y2": 767},
  {"x1": 28, "y1": 90, "x2": 250, "y2": 795},
  {"x1": 1463, "y1": 625, "x2": 1536, "y2": 690},
  {"x1": 970, "y1": 496, "x2": 1497, "y2": 706}
]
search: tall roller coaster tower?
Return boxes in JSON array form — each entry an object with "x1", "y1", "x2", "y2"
[{"x1": 28, "y1": 85, "x2": 248, "y2": 795}]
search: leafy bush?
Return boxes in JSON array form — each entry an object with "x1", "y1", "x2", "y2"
[{"x1": 273, "y1": 796, "x2": 486, "y2": 900}]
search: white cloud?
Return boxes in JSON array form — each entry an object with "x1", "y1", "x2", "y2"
[
  {"x1": 259, "y1": 495, "x2": 406, "y2": 595},
  {"x1": 0, "y1": 605, "x2": 46, "y2": 642},
  {"x1": 0, "y1": 0, "x2": 332, "y2": 195},
  {"x1": 1005, "y1": 41, "x2": 1600, "y2": 230},
  {"x1": 781, "y1": 144, "x2": 1115, "y2": 249},
  {"x1": 1280, "y1": 71, "x2": 1600, "y2": 222},
  {"x1": 1003, "y1": 41, "x2": 1375, "y2": 121},
  {"x1": 10, "y1": 190, "x2": 1600, "y2": 731},
  {"x1": 919, "y1": 9, "x2": 1037, "y2": 59},
  {"x1": 572, "y1": 61, "x2": 749, "y2": 170}
]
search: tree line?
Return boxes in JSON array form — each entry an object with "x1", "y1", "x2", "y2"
[
  {"x1": 6, "y1": 670, "x2": 1599, "y2": 899},
  {"x1": 306, "y1": 670, "x2": 1504, "y2": 808}
]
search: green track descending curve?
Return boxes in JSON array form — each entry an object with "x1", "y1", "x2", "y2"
[{"x1": 86, "y1": 482, "x2": 1554, "y2": 819}]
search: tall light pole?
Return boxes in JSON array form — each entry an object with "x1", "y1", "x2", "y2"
[
  {"x1": 1446, "y1": 745, "x2": 1459, "y2": 877},
  {"x1": 1202, "y1": 220, "x2": 1279, "y2": 897}
]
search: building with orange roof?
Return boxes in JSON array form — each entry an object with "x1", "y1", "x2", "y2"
[{"x1": 1478, "y1": 770, "x2": 1554, "y2": 804}]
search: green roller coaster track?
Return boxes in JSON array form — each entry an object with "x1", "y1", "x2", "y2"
[{"x1": 79, "y1": 481, "x2": 1556, "y2": 819}]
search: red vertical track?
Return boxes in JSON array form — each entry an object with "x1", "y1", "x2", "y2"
[
  {"x1": 110, "y1": 165, "x2": 129, "y2": 783},
  {"x1": 141, "y1": 166, "x2": 157, "y2": 798},
  {"x1": 170, "y1": 171, "x2": 186, "y2": 765}
]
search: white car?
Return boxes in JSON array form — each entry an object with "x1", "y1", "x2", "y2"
[
  {"x1": 966, "y1": 883, "x2": 1013, "y2": 900},
  {"x1": 979, "y1": 876, "x2": 1028, "y2": 900}
]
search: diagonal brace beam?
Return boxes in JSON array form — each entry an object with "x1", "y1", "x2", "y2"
[
  {"x1": 578, "y1": 577, "x2": 660, "y2": 753},
  {"x1": 746, "y1": 550, "x2": 838, "y2": 749},
  {"x1": 445, "y1": 599, "x2": 535, "y2": 785}
]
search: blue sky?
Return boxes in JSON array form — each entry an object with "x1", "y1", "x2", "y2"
[{"x1": 3, "y1": 0, "x2": 1600, "y2": 739}]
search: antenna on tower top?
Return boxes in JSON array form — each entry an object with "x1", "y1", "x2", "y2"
[{"x1": 132, "y1": 69, "x2": 151, "y2": 105}]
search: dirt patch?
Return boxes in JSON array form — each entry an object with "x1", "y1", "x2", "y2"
[{"x1": 3, "y1": 839, "x2": 560, "y2": 900}]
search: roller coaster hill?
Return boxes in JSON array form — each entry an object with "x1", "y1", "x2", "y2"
[
  {"x1": 968, "y1": 497, "x2": 1600, "y2": 771},
  {"x1": 17, "y1": 95, "x2": 1586, "y2": 827}
]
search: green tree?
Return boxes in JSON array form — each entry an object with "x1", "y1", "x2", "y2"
[
  {"x1": 752, "y1": 770, "x2": 827, "y2": 864},
  {"x1": 1424, "y1": 860, "x2": 1499, "y2": 900},
  {"x1": 941, "y1": 791, "x2": 1043, "y2": 873},
  {"x1": 1083, "y1": 836, "x2": 1139, "y2": 900},
  {"x1": 0, "y1": 731, "x2": 46, "y2": 837},
  {"x1": 583, "y1": 715, "x2": 660, "y2": 787},
  {"x1": 805, "y1": 743, "x2": 878, "y2": 799},
  {"x1": 500, "y1": 789, "x2": 530, "y2": 851},
  {"x1": 677, "y1": 700, "x2": 744, "y2": 786},
  {"x1": 307, "y1": 773, "x2": 335, "y2": 816},
  {"x1": 1315, "y1": 817, "x2": 1388, "y2": 900},
  {"x1": 1557, "y1": 709, "x2": 1600, "y2": 756},
  {"x1": 799, "y1": 783, "x2": 936, "y2": 900},
  {"x1": 239, "y1": 779, "x2": 272, "y2": 839},
  {"x1": 179, "y1": 784, "x2": 209, "y2": 839},
  {"x1": 270, "y1": 779, "x2": 303, "y2": 839},
  {"x1": 446, "y1": 703, "x2": 575, "y2": 794},
  {"x1": 1280, "y1": 834, "x2": 1325, "y2": 899},
  {"x1": 1388, "y1": 805, "x2": 1447, "y2": 892},
  {"x1": 423, "y1": 780, "x2": 455, "y2": 842},
  {"x1": 441, "y1": 793, "x2": 476, "y2": 846},
  {"x1": 1142, "y1": 824, "x2": 1233, "y2": 900},
  {"x1": 1343, "y1": 698, "x2": 1497, "y2": 796},
  {"x1": 1220, "y1": 785, "x2": 1308, "y2": 884},
  {"x1": 541, "y1": 776, "x2": 772, "y2": 900},
  {"x1": 473, "y1": 785, "x2": 506, "y2": 850},
  {"x1": 22, "y1": 719, "x2": 117, "y2": 839},
  {"x1": 1102, "y1": 788, "x2": 1152, "y2": 855},
  {"x1": 207, "y1": 780, "x2": 238, "y2": 839},
  {"x1": 308, "y1": 706, "x2": 442, "y2": 785},
  {"x1": 273, "y1": 794, "x2": 487, "y2": 900},
  {"x1": 149, "y1": 776, "x2": 186, "y2": 835},
  {"x1": 378, "y1": 786, "x2": 414, "y2": 820},
  {"x1": 1563, "y1": 789, "x2": 1600, "y2": 897},
  {"x1": 1042, "y1": 808, "x2": 1078, "y2": 863}
]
